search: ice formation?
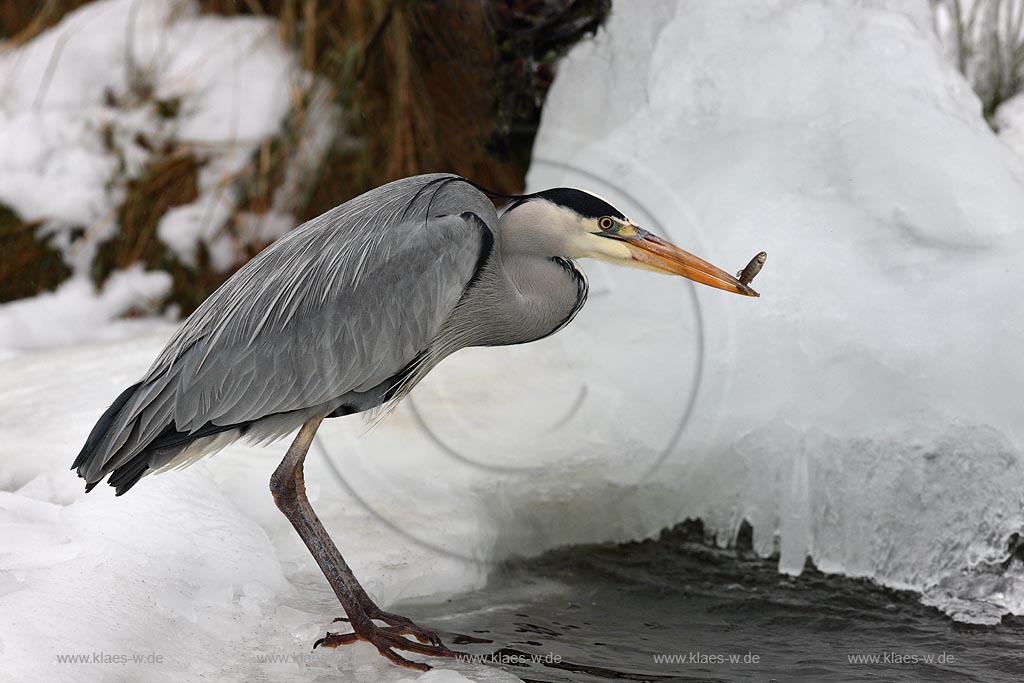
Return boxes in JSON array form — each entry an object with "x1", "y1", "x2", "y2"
[
  {"x1": 524, "y1": 0, "x2": 1024, "y2": 623},
  {"x1": 4, "y1": 1, "x2": 1024, "y2": 681}
]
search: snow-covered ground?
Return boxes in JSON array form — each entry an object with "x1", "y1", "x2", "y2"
[
  {"x1": 0, "y1": 331, "x2": 519, "y2": 681},
  {"x1": 5, "y1": 0, "x2": 1024, "y2": 681}
]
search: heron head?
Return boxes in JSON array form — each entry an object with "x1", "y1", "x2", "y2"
[{"x1": 503, "y1": 188, "x2": 758, "y2": 297}]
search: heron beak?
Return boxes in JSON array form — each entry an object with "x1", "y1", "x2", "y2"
[{"x1": 619, "y1": 228, "x2": 759, "y2": 297}]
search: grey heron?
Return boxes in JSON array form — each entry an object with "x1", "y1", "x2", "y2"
[{"x1": 72, "y1": 173, "x2": 758, "y2": 670}]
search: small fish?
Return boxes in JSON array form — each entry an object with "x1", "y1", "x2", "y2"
[{"x1": 737, "y1": 251, "x2": 767, "y2": 286}]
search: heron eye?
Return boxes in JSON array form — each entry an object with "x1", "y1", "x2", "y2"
[{"x1": 599, "y1": 217, "x2": 614, "y2": 230}]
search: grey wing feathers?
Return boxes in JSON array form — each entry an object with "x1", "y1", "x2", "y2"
[{"x1": 76, "y1": 173, "x2": 496, "y2": 484}]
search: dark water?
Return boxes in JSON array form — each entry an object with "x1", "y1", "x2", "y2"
[{"x1": 403, "y1": 525, "x2": 1024, "y2": 682}]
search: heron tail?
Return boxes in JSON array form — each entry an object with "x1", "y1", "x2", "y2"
[
  {"x1": 73, "y1": 381, "x2": 257, "y2": 495},
  {"x1": 72, "y1": 382, "x2": 144, "y2": 493}
]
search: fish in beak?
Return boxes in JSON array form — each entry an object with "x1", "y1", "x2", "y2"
[{"x1": 609, "y1": 224, "x2": 760, "y2": 297}]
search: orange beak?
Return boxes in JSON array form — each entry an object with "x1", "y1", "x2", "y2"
[{"x1": 620, "y1": 228, "x2": 759, "y2": 297}]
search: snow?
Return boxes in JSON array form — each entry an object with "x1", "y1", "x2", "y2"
[
  {"x1": 0, "y1": 265, "x2": 172, "y2": 355},
  {"x1": 995, "y1": 92, "x2": 1024, "y2": 158},
  {"x1": 156, "y1": 14, "x2": 294, "y2": 145},
  {"x1": 0, "y1": 0, "x2": 334, "y2": 280},
  {"x1": 5, "y1": 0, "x2": 1024, "y2": 681},
  {"x1": 0, "y1": 334, "x2": 517, "y2": 682}
]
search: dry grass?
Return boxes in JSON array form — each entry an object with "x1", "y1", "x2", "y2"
[
  {"x1": 90, "y1": 151, "x2": 219, "y2": 313},
  {"x1": 935, "y1": 0, "x2": 1024, "y2": 124},
  {"x1": 0, "y1": 206, "x2": 72, "y2": 300},
  {"x1": 200, "y1": 0, "x2": 611, "y2": 218},
  {"x1": 203, "y1": 0, "x2": 532, "y2": 220},
  {"x1": 0, "y1": 0, "x2": 92, "y2": 43}
]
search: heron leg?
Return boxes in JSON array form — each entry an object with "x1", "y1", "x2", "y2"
[{"x1": 270, "y1": 416, "x2": 460, "y2": 670}]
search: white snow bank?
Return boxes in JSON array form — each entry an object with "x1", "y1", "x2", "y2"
[
  {"x1": 995, "y1": 92, "x2": 1024, "y2": 158},
  {"x1": 0, "y1": 267, "x2": 171, "y2": 355},
  {"x1": 518, "y1": 0, "x2": 1024, "y2": 623}
]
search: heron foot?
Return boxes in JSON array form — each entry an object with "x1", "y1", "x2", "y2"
[
  {"x1": 331, "y1": 611, "x2": 446, "y2": 647},
  {"x1": 315, "y1": 613, "x2": 462, "y2": 671}
]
